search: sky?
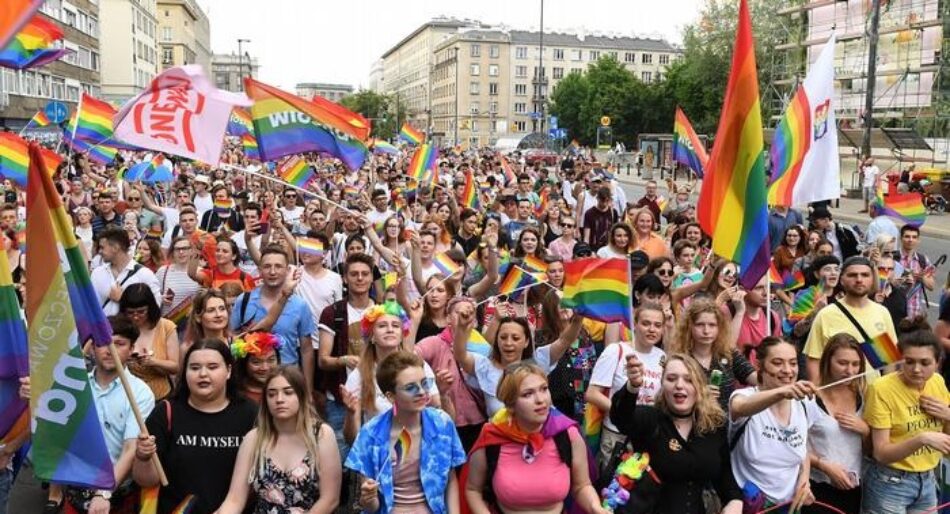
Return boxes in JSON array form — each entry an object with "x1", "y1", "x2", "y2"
[{"x1": 201, "y1": 0, "x2": 704, "y2": 91}]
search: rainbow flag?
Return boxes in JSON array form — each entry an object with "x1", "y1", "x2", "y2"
[
  {"x1": 25, "y1": 142, "x2": 114, "y2": 488},
  {"x1": 399, "y1": 123, "x2": 425, "y2": 145},
  {"x1": 871, "y1": 184, "x2": 926, "y2": 227},
  {"x1": 241, "y1": 132, "x2": 260, "y2": 161},
  {"x1": 244, "y1": 78, "x2": 369, "y2": 170},
  {"x1": 0, "y1": 132, "x2": 28, "y2": 187},
  {"x1": 522, "y1": 254, "x2": 548, "y2": 274},
  {"x1": 499, "y1": 154, "x2": 517, "y2": 185},
  {"x1": 861, "y1": 332, "x2": 901, "y2": 368},
  {"x1": 372, "y1": 139, "x2": 399, "y2": 155},
  {"x1": 297, "y1": 237, "x2": 324, "y2": 257},
  {"x1": 66, "y1": 92, "x2": 118, "y2": 146},
  {"x1": 381, "y1": 271, "x2": 398, "y2": 291},
  {"x1": 0, "y1": 14, "x2": 71, "y2": 69},
  {"x1": 460, "y1": 171, "x2": 479, "y2": 209},
  {"x1": 467, "y1": 328, "x2": 491, "y2": 357},
  {"x1": 38, "y1": 145, "x2": 62, "y2": 174},
  {"x1": 139, "y1": 486, "x2": 159, "y2": 514},
  {"x1": 433, "y1": 251, "x2": 462, "y2": 277},
  {"x1": 768, "y1": 262, "x2": 804, "y2": 291},
  {"x1": 768, "y1": 88, "x2": 811, "y2": 206},
  {"x1": 62, "y1": 133, "x2": 119, "y2": 165},
  {"x1": 561, "y1": 258, "x2": 633, "y2": 329},
  {"x1": 168, "y1": 495, "x2": 197, "y2": 514},
  {"x1": 308, "y1": 94, "x2": 372, "y2": 141},
  {"x1": 342, "y1": 185, "x2": 359, "y2": 198},
  {"x1": 27, "y1": 109, "x2": 51, "y2": 128},
  {"x1": 696, "y1": 0, "x2": 769, "y2": 290},
  {"x1": 0, "y1": 1, "x2": 44, "y2": 52},
  {"x1": 878, "y1": 267, "x2": 890, "y2": 290},
  {"x1": 671, "y1": 107, "x2": 708, "y2": 178},
  {"x1": 534, "y1": 187, "x2": 550, "y2": 218},
  {"x1": 393, "y1": 427, "x2": 412, "y2": 467},
  {"x1": 408, "y1": 144, "x2": 438, "y2": 185},
  {"x1": 277, "y1": 156, "x2": 314, "y2": 188},
  {"x1": 498, "y1": 266, "x2": 543, "y2": 300},
  {"x1": 0, "y1": 247, "x2": 29, "y2": 450},
  {"x1": 213, "y1": 199, "x2": 232, "y2": 218},
  {"x1": 226, "y1": 107, "x2": 254, "y2": 137},
  {"x1": 787, "y1": 282, "x2": 823, "y2": 323},
  {"x1": 165, "y1": 298, "x2": 192, "y2": 331}
]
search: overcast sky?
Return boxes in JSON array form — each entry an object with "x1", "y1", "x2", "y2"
[{"x1": 200, "y1": 0, "x2": 703, "y2": 91}]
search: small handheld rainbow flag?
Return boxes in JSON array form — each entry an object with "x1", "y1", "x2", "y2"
[
  {"x1": 165, "y1": 298, "x2": 193, "y2": 331},
  {"x1": 381, "y1": 271, "x2": 398, "y2": 291},
  {"x1": 399, "y1": 123, "x2": 425, "y2": 145},
  {"x1": 460, "y1": 171, "x2": 479, "y2": 209},
  {"x1": 372, "y1": 139, "x2": 399, "y2": 155},
  {"x1": 297, "y1": 237, "x2": 324, "y2": 257},
  {"x1": 871, "y1": 185, "x2": 926, "y2": 227},
  {"x1": 787, "y1": 282, "x2": 823, "y2": 323},
  {"x1": 672, "y1": 107, "x2": 708, "y2": 178},
  {"x1": 878, "y1": 267, "x2": 890, "y2": 290},
  {"x1": 342, "y1": 185, "x2": 359, "y2": 198},
  {"x1": 241, "y1": 132, "x2": 260, "y2": 161},
  {"x1": 213, "y1": 198, "x2": 232, "y2": 217},
  {"x1": 277, "y1": 156, "x2": 314, "y2": 188},
  {"x1": 561, "y1": 258, "x2": 633, "y2": 329},
  {"x1": 861, "y1": 332, "x2": 901, "y2": 368},
  {"x1": 408, "y1": 144, "x2": 438, "y2": 186},
  {"x1": 393, "y1": 427, "x2": 412, "y2": 467},
  {"x1": 27, "y1": 109, "x2": 51, "y2": 128},
  {"x1": 433, "y1": 251, "x2": 462, "y2": 277},
  {"x1": 768, "y1": 262, "x2": 805, "y2": 291},
  {"x1": 498, "y1": 266, "x2": 544, "y2": 300},
  {"x1": 499, "y1": 153, "x2": 517, "y2": 185},
  {"x1": 522, "y1": 254, "x2": 548, "y2": 274}
]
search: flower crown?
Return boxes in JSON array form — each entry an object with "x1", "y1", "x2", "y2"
[
  {"x1": 231, "y1": 332, "x2": 282, "y2": 359},
  {"x1": 360, "y1": 300, "x2": 411, "y2": 339}
]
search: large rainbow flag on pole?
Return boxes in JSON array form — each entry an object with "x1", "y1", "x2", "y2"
[
  {"x1": 399, "y1": 123, "x2": 425, "y2": 145},
  {"x1": 871, "y1": 182, "x2": 926, "y2": 227},
  {"x1": 0, "y1": 248, "x2": 29, "y2": 452},
  {"x1": 560, "y1": 258, "x2": 633, "y2": 331},
  {"x1": 0, "y1": 1, "x2": 44, "y2": 51},
  {"x1": 696, "y1": 0, "x2": 770, "y2": 290},
  {"x1": 768, "y1": 35, "x2": 840, "y2": 207},
  {"x1": 0, "y1": 13, "x2": 71, "y2": 69},
  {"x1": 671, "y1": 107, "x2": 708, "y2": 178},
  {"x1": 25, "y1": 143, "x2": 115, "y2": 488},
  {"x1": 408, "y1": 144, "x2": 438, "y2": 186}
]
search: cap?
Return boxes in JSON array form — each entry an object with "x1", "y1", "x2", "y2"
[
  {"x1": 629, "y1": 250, "x2": 650, "y2": 270},
  {"x1": 193, "y1": 174, "x2": 211, "y2": 185},
  {"x1": 810, "y1": 206, "x2": 832, "y2": 220},
  {"x1": 573, "y1": 242, "x2": 593, "y2": 258},
  {"x1": 841, "y1": 255, "x2": 873, "y2": 274}
]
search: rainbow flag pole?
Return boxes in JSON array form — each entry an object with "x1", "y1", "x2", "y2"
[
  {"x1": 219, "y1": 163, "x2": 359, "y2": 217},
  {"x1": 475, "y1": 279, "x2": 554, "y2": 307}
]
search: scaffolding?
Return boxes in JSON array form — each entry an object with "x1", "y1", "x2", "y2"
[{"x1": 768, "y1": 0, "x2": 948, "y2": 140}]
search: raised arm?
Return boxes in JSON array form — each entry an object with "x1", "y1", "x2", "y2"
[
  {"x1": 452, "y1": 301, "x2": 478, "y2": 376},
  {"x1": 728, "y1": 381, "x2": 815, "y2": 422},
  {"x1": 545, "y1": 314, "x2": 585, "y2": 364}
]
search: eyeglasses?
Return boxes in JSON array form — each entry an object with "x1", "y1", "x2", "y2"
[
  {"x1": 173, "y1": 246, "x2": 192, "y2": 252},
  {"x1": 656, "y1": 269, "x2": 674, "y2": 277},
  {"x1": 397, "y1": 377, "x2": 434, "y2": 396},
  {"x1": 124, "y1": 306, "x2": 149, "y2": 317},
  {"x1": 128, "y1": 197, "x2": 141, "y2": 202},
  {"x1": 285, "y1": 194, "x2": 297, "y2": 199},
  {"x1": 878, "y1": 266, "x2": 894, "y2": 272},
  {"x1": 561, "y1": 223, "x2": 575, "y2": 228}
]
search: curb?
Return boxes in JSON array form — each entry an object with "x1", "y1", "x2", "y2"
[{"x1": 613, "y1": 173, "x2": 950, "y2": 240}]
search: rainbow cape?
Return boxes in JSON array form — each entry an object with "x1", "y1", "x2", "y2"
[
  {"x1": 408, "y1": 144, "x2": 438, "y2": 186},
  {"x1": 0, "y1": 13, "x2": 71, "y2": 69},
  {"x1": 244, "y1": 78, "x2": 369, "y2": 170},
  {"x1": 871, "y1": 184, "x2": 926, "y2": 227},
  {"x1": 26, "y1": 142, "x2": 114, "y2": 488},
  {"x1": 0, "y1": 245, "x2": 29, "y2": 450},
  {"x1": 861, "y1": 332, "x2": 901, "y2": 368},
  {"x1": 671, "y1": 107, "x2": 708, "y2": 178},
  {"x1": 399, "y1": 123, "x2": 425, "y2": 145},
  {"x1": 696, "y1": 0, "x2": 769, "y2": 290},
  {"x1": 0, "y1": 1, "x2": 44, "y2": 52},
  {"x1": 561, "y1": 258, "x2": 633, "y2": 329},
  {"x1": 277, "y1": 156, "x2": 314, "y2": 188},
  {"x1": 432, "y1": 251, "x2": 462, "y2": 277}
]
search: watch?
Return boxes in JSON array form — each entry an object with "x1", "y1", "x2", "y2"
[{"x1": 94, "y1": 490, "x2": 112, "y2": 500}]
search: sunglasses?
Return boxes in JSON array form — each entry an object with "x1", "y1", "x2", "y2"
[
  {"x1": 397, "y1": 377, "x2": 434, "y2": 396},
  {"x1": 656, "y1": 269, "x2": 674, "y2": 277},
  {"x1": 561, "y1": 223, "x2": 575, "y2": 228}
]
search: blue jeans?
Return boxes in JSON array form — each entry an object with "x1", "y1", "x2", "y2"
[
  {"x1": 325, "y1": 398, "x2": 350, "y2": 461},
  {"x1": 0, "y1": 468, "x2": 12, "y2": 514},
  {"x1": 862, "y1": 461, "x2": 937, "y2": 514}
]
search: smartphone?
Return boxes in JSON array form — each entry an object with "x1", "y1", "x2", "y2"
[
  {"x1": 710, "y1": 369, "x2": 723, "y2": 387},
  {"x1": 258, "y1": 222, "x2": 270, "y2": 234}
]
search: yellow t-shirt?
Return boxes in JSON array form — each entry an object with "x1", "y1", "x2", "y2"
[
  {"x1": 583, "y1": 318, "x2": 606, "y2": 343},
  {"x1": 863, "y1": 372, "x2": 950, "y2": 472},
  {"x1": 803, "y1": 301, "x2": 897, "y2": 360}
]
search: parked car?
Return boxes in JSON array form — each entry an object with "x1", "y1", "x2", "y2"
[{"x1": 523, "y1": 148, "x2": 559, "y2": 166}]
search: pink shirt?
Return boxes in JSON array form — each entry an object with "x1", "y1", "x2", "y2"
[
  {"x1": 736, "y1": 309, "x2": 780, "y2": 364},
  {"x1": 415, "y1": 330, "x2": 487, "y2": 427},
  {"x1": 548, "y1": 237, "x2": 576, "y2": 262},
  {"x1": 492, "y1": 427, "x2": 578, "y2": 509}
]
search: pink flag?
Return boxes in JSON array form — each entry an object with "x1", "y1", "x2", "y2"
[{"x1": 112, "y1": 65, "x2": 251, "y2": 165}]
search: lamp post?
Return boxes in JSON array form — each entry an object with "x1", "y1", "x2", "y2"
[
  {"x1": 538, "y1": 0, "x2": 545, "y2": 141},
  {"x1": 237, "y1": 38, "x2": 251, "y2": 90},
  {"x1": 454, "y1": 44, "x2": 460, "y2": 147}
]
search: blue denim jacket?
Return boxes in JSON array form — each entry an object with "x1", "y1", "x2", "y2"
[{"x1": 345, "y1": 407, "x2": 466, "y2": 514}]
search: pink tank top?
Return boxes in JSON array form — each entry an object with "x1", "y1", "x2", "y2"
[{"x1": 492, "y1": 427, "x2": 577, "y2": 509}]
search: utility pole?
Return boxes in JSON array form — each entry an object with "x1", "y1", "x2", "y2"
[
  {"x1": 454, "y1": 45, "x2": 460, "y2": 147},
  {"x1": 538, "y1": 0, "x2": 545, "y2": 141},
  {"x1": 237, "y1": 38, "x2": 250, "y2": 91},
  {"x1": 860, "y1": 0, "x2": 881, "y2": 159}
]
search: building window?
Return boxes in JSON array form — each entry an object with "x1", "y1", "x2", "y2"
[
  {"x1": 552, "y1": 67, "x2": 563, "y2": 79},
  {"x1": 471, "y1": 121, "x2": 478, "y2": 133},
  {"x1": 470, "y1": 82, "x2": 479, "y2": 94},
  {"x1": 470, "y1": 102, "x2": 480, "y2": 114},
  {"x1": 489, "y1": 82, "x2": 498, "y2": 96},
  {"x1": 553, "y1": 48, "x2": 564, "y2": 60},
  {"x1": 514, "y1": 84, "x2": 527, "y2": 96},
  {"x1": 66, "y1": 84, "x2": 79, "y2": 101},
  {"x1": 641, "y1": 71, "x2": 652, "y2": 82},
  {"x1": 64, "y1": 9, "x2": 76, "y2": 27},
  {"x1": 88, "y1": 15, "x2": 98, "y2": 37},
  {"x1": 51, "y1": 77, "x2": 65, "y2": 99},
  {"x1": 515, "y1": 65, "x2": 527, "y2": 78},
  {"x1": 514, "y1": 121, "x2": 527, "y2": 132},
  {"x1": 655, "y1": 72, "x2": 662, "y2": 81},
  {"x1": 514, "y1": 103, "x2": 526, "y2": 113},
  {"x1": 589, "y1": 50, "x2": 600, "y2": 60},
  {"x1": 470, "y1": 64, "x2": 480, "y2": 76},
  {"x1": 470, "y1": 44, "x2": 480, "y2": 57},
  {"x1": 608, "y1": 51, "x2": 618, "y2": 60},
  {"x1": 489, "y1": 64, "x2": 499, "y2": 77},
  {"x1": 572, "y1": 68, "x2": 582, "y2": 74},
  {"x1": 162, "y1": 27, "x2": 172, "y2": 42},
  {"x1": 163, "y1": 47, "x2": 173, "y2": 64},
  {"x1": 489, "y1": 101, "x2": 498, "y2": 113},
  {"x1": 642, "y1": 53, "x2": 653, "y2": 64},
  {"x1": 516, "y1": 46, "x2": 527, "y2": 59},
  {"x1": 625, "y1": 52, "x2": 636, "y2": 63},
  {"x1": 571, "y1": 49, "x2": 582, "y2": 61},
  {"x1": 534, "y1": 66, "x2": 545, "y2": 79},
  {"x1": 659, "y1": 54, "x2": 670, "y2": 65},
  {"x1": 489, "y1": 45, "x2": 499, "y2": 58}
]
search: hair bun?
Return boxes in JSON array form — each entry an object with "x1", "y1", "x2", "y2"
[{"x1": 898, "y1": 315, "x2": 931, "y2": 333}]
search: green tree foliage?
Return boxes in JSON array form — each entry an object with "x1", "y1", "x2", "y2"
[{"x1": 340, "y1": 90, "x2": 408, "y2": 140}]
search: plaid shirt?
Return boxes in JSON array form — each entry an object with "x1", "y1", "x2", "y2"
[{"x1": 900, "y1": 250, "x2": 932, "y2": 319}]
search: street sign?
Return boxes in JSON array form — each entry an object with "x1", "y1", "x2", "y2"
[
  {"x1": 549, "y1": 116, "x2": 558, "y2": 129},
  {"x1": 557, "y1": 128, "x2": 567, "y2": 139},
  {"x1": 600, "y1": 116, "x2": 611, "y2": 126},
  {"x1": 548, "y1": 129, "x2": 558, "y2": 138},
  {"x1": 529, "y1": 112, "x2": 542, "y2": 120},
  {"x1": 44, "y1": 101, "x2": 68, "y2": 124}
]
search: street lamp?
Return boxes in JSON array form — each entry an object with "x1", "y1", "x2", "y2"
[
  {"x1": 454, "y1": 44, "x2": 460, "y2": 147},
  {"x1": 237, "y1": 38, "x2": 251, "y2": 90},
  {"x1": 538, "y1": 0, "x2": 545, "y2": 142}
]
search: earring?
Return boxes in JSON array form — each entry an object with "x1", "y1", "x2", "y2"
[{"x1": 392, "y1": 399, "x2": 398, "y2": 417}]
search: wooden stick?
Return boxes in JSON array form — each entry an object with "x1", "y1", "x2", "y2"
[
  {"x1": 107, "y1": 342, "x2": 169, "y2": 486},
  {"x1": 815, "y1": 368, "x2": 878, "y2": 391},
  {"x1": 419, "y1": 273, "x2": 455, "y2": 301},
  {"x1": 475, "y1": 281, "x2": 553, "y2": 306},
  {"x1": 220, "y1": 164, "x2": 359, "y2": 215}
]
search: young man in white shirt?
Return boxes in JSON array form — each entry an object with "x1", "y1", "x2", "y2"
[
  {"x1": 860, "y1": 156, "x2": 880, "y2": 213},
  {"x1": 297, "y1": 233, "x2": 343, "y2": 341},
  {"x1": 91, "y1": 227, "x2": 161, "y2": 316}
]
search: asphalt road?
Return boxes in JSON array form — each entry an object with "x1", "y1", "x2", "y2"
[{"x1": 616, "y1": 180, "x2": 949, "y2": 321}]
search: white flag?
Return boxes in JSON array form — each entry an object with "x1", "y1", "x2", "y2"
[{"x1": 768, "y1": 35, "x2": 839, "y2": 207}]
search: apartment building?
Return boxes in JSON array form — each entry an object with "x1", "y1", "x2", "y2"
[
  {"x1": 211, "y1": 52, "x2": 259, "y2": 93},
  {"x1": 157, "y1": 0, "x2": 211, "y2": 72},
  {"x1": 296, "y1": 83, "x2": 353, "y2": 103},
  {"x1": 99, "y1": 0, "x2": 159, "y2": 103}
]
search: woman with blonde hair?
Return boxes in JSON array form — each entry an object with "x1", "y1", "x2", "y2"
[
  {"x1": 631, "y1": 208, "x2": 669, "y2": 259},
  {"x1": 670, "y1": 299, "x2": 757, "y2": 412},
  {"x1": 610, "y1": 353, "x2": 743, "y2": 513},
  {"x1": 216, "y1": 366, "x2": 342, "y2": 513}
]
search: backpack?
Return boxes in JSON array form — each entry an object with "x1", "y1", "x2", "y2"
[{"x1": 481, "y1": 431, "x2": 573, "y2": 508}]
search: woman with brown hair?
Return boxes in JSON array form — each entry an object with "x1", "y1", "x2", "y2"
[
  {"x1": 119, "y1": 283, "x2": 180, "y2": 400},
  {"x1": 184, "y1": 289, "x2": 231, "y2": 348},
  {"x1": 610, "y1": 353, "x2": 743, "y2": 513},
  {"x1": 670, "y1": 299, "x2": 757, "y2": 412},
  {"x1": 772, "y1": 225, "x2": 808, "y2": 276}
]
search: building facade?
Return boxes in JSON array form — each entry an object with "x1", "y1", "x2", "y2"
[
  {"x1": 368, "y1": 59, "x2": 384, "y2": 93},
  {"x1": 99, "y1": 0, "x2": 159, "y2": 103},
  {"x1": 431, "y1": 28, "x2": 681, "y2": 148},
  {"x1": 296, "y1": 82, "x2": 353, "y2": 103},
  {"x1": 380, "y1": 17, "x2": 486, "y2": 132},
  {"x1": 211, "y1": 52, "x2": 259, "y2": 93},
  {"x1": 157, "y1": 0, "x2": 211, "y2": 72},
  {"x1": 0, "y1": 0, "x2": 102, "y2": 132}
]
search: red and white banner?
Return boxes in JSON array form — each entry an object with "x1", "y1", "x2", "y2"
[{"x1": 113, "y1": 65, "x2": 251, "y2": 165}]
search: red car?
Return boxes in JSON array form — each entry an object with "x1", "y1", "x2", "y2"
[{"x1": 523, "y1": 148, "x2": 559, "y2": 166}]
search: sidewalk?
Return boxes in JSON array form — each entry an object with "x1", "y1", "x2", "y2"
[{"x1": 613, "y1": 171, "x2": 950, "y2": 240}]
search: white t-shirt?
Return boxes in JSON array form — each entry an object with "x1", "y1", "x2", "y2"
[
  {"x1": 862, "y1": 165, "x2": 880, "y2": 188},
  {"x1": 468, "y1": 346, "x2": 555, "y2": 416},
  {"x1": 193, "y1": 192, "x2": 213, "y2": 220},
  {"x1": 367, "y1": 209, "x2": 395, "y2": 228},
  {"x1": 344, "y1": 361, "x2": 439, "y2": 417},
  {"x1": 406, "y1": 262, "x2": 440, "y2": 302},
  {"x1": 808, "y1": 398, "x2": 864, "y2": 486},
  {"x1": 90, "y1": 260, "x2": 162, "y2": 316},
  {"x1": 280, "y1": 205, "x2": 306, "y2": 226},
  {"x1": 589, "y1": 342, "x2": 665, "y2": 431},
  {"x1": 297, "y1": 268, "x2": 343, "y2": 347},
  {"x1": 729, "y1": 388, "x2": 818, "y2": 503},
  {"x1": 596, "y1": 246, "x2": 628, "y2": 259},
  {"x1": 231, "y1": 231, "x2": 262, "y2": 278}
]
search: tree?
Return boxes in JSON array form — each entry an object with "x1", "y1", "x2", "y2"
[
  {"x1": 340, "y1": 90, "x2": 407, "y2": 140},
  {"x1": 549, "y1": 71, "x2": 589, "y2": 144}
]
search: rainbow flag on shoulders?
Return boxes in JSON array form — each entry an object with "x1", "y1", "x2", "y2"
[
  {"x1": 399, "y1": 123, "x2": 425, "y2": 145},
  {"x1": 26, "y1": 142, "x2": 114, "y2": 488},
  {"x1": 672, "y1": 107, "x2": 708, "y2": 178},
  {"x1": 561, "y1": 258, "x2": 632, "y2": 330}
]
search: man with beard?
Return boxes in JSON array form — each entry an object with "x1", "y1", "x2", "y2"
[{"x1": 803, "y1": 256, "x2": 897, "y2": 381}]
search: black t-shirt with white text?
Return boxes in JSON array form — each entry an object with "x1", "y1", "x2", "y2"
[{"x1": 146, "y1": 397, "x2": 257, "y2": 514}]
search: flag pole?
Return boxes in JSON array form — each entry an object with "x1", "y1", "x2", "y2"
[
  {"x1": 221, "y1": 163, "x2": 359, "y2": 215},
  {"x1": 106, "y1": 342, "x2": 169, "y2": 486},
  {"x1": 475, "y1": 281, "x2": 553, "y2": 307}
]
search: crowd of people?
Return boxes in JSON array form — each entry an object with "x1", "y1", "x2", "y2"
[{"x1": 3, "y1": 139, "x2": 950, "y2": 514}]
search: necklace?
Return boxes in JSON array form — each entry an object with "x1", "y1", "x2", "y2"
[{"x1": 521, "y1": 444, "x2": 536, "y2": 464}]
